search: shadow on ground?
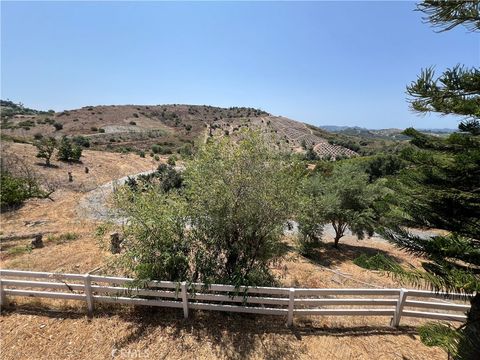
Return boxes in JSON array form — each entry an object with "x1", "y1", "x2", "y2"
[
  {"x1": 304, "y1": 241, "x2": 404, "y2": 268},
  {"x1": 1, "y1": 302, "x2": 419, "y2": 360}
]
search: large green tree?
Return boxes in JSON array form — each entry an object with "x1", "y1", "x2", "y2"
[
  {"x1": 115, "y1": 130, "x2": 302, "y2": 287},
  {"x1": 381, "y1": 1, "x2": 480, "y2": 358},
  {"x1": 298, "y1": 163, "x2": 386, "y2": 249},
  {"x1": 185, "y1": 131, "x2": 302, "y2": 286}
]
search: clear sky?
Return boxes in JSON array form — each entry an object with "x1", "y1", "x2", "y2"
[{"x1": 1, "y1": 1, "x2": 478, "y2": 129}]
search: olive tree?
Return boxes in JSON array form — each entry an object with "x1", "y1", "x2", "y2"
[
  {"x1": 35, "y1": 137, "x2": 57, "y2": 166},
  {"x1": 185, "y1": 130, "x2": 302, "y2": 286},
  {"x1": 299, "y1": 163, "x2": 386, "y2": 248}
]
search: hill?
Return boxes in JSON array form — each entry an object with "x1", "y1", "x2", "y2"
[
  {"x1": 320, "y1": 125, "x2": 456, "y2": 139},
  {"x1": 1, "y1": 102, "x2": 357, "y2": 159}
]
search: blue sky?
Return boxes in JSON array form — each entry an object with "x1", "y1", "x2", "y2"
[{"x1": 1, "y1": 1, "x2": 478, "y2": 129}]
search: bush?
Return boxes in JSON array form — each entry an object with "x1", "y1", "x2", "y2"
[
  {"x1": 0, "y1": 172, "x2": 29, "y2": 208},
  {"x1": 139, "y1": 151, "x2": 145, "y2": 158},
  {"x1": 57, "y1": 137, "x2": 82, "y2": 162},
  {"x1": 0, "y1": 170, "x2": 45, "y2": 209},
  {"x1": 90, "y1": 126, "x2": 98, "y2": 132},
  {"x1": 115, "y1": 190, "x2": 190, "y2": 281},
  {"x1": 33, "y1": 133, "x2": 43, "y2": 140},
  {"x1": 178, "y1": 143, "x2": 193, "y2": 157},
  {"x1": 72, "y1": 136, "x2": 90, "y2": 148},
  {"x1": 304, "y1": 146, "x2": 319, "y2": 161},
  {"x1": 154, "y1": 155, "x2": 159, "y2": 161},
  {"x1": 129, "y1": 121, "x2": 137, "y2": 125},
  {"x1": 167, "y1": 155, "x2": 176, "y2": 166},
  {"x1": 53, "y1": 122, "x2": 63, "y2": 131},
  {"x1": 18, "y1": 120, "x2": 36, "y2": 129}
]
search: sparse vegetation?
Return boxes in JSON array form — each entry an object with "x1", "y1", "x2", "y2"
[{"x1": 34, "y1": 137, "x2": 57, "y2": 166}]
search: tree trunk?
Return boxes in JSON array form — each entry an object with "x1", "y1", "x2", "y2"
[
  {"x1": 332, "y1": 221, "x2": 344, "y2": 248},
  {"x1": 456, "y1": 293, "x2": 480, "y2": 359},
  {"x1": 334, "y1": 234, "x2": 341, "y2": 248}
]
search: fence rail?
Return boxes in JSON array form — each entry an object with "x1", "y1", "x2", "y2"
[{"x1": 0, "y1": 269, "x2": 471, "y2": 327}]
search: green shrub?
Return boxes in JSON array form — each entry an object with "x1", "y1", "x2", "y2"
[
  {"x1": 139, "y1": 151, "x2": 145, "y2": 158},
  {"x1": 151, "y1": 144, "x2": 161, "y2": 154},
  {"x1": 154, "y1": 155, "x2": 160, "y2": 161},
  {"x1": 73, "y1": 136, "x2": 90, "y2": 148},
  {"x1": 53, "y1": 122, "x2": 63, "y2": 131},
  {"x1": 57, "y1": 137, "x2": 82, "y2": 162},
  {"x1": 18, "y1": 120, "x2": 36, "y2": 129},
  {"x1": 129, "y1": 121, "x2": 137, "y2": 125},
  {"x1": 353, "y1": 253, "x2": 402, "y2": 272},
  {"x1": 90, "y1": 126, "x2": 98, "y2": 132},
  {"x1": 99, "y1": 128, "x2": 105, "y2": 133},
  {"x1": 167, "y1": 155, "x2": 176, "y2": 166},
  {"x1": 0, "y1": 172, "x2": 29, "y2": 208}
]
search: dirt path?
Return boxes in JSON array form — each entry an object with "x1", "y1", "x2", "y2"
[{"x1": 76, "y1": 169, "x2": 157, "y2": 222}]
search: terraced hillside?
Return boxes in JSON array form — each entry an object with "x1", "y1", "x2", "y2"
[{"x1": 1, "y1": 102, "x2": 357, "y2": 159}]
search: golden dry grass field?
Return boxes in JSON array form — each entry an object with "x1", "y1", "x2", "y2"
[{"x1": 0, "y1": 144, "x2": 446, "y2": 359}]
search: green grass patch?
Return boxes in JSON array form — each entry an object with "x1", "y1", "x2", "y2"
[
  {"x1": 6, "y1": 245, "x2": 33, "y2": 256},
  {"x1": 418, "y1": 323, "x2": 460, "y2": 355},
  {"x1": 46, "y1": 232, "x2": 79, "y2": 244},
  {"x1": 353, "y1": 253, "x2": 402, "y2": 272}
]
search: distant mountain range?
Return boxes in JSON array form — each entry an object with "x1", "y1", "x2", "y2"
[{"x1": 319, "y1": 125, "x2": 456, "y2": 139}]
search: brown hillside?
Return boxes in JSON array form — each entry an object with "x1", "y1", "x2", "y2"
[{"x1": 2, "y1": 104, "x2": 356, "y2": 159}]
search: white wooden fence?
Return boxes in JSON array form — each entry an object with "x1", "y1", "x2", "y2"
[{"x1": 0, "y1": 269, "x2": 471, "y2": 327}]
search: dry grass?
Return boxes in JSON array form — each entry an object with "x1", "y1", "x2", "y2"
[
  {"x1": 0, "y1": 235, "x2": 447, "y2": 360},
  {"x1": 0, "y1": 302, "x2": 443, "y2": 360},
  {"x1": 0, "y1": 143, "x2": 160, "y2": 272}
]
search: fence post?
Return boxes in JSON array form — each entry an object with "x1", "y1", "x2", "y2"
[
  {"x1": 391, "y1": 288, "x2": 407, "y2": 327},
  {"x1": 181, "y1": 281, "x2": 189, "y2": 319},
  {"x1": 84, "y1": 273, "x2": 94, "y2": 318},
  {"x1": 0, "y1": 279, "x2": 6, "y2": 309},
  {"x1": 287, "y1": 288, "x2": 295, "y2": 327}
]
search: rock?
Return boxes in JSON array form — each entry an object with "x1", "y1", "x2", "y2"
[
  {"x1": 110, "y1": 232, "x2": 122, "y2": 254},
  {"x1": 31, "y1": 234, "x2": 44, "y2": 248}
]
